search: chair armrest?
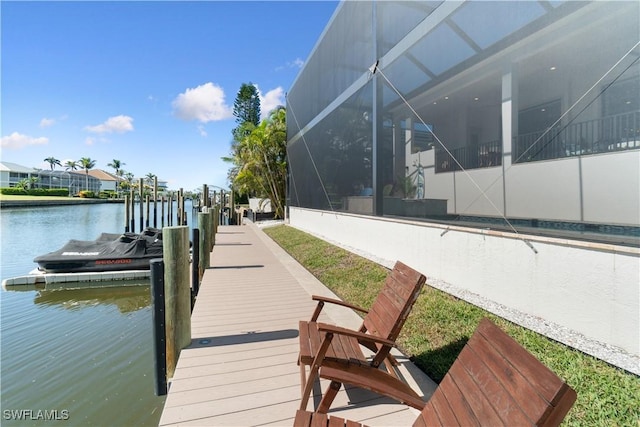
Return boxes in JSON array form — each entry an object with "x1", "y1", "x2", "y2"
[
  {"x1": 312, "y1": 295, "x2": 369, "y2": 313},
  {"x1": 310, "y1": 295, "x2": 368, "y2": 321},
  {"x1": 316, "y1": 322, "x2": 396, "y2": 348}
]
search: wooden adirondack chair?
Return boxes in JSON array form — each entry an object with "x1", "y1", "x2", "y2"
[
  {"x1": 298, "y1": 261, "x2": 427, "y2": 413},
  {"x1": 294, "y1": 317, "x2": 577, "y2": 427}
]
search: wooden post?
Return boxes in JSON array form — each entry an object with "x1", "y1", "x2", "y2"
[
  {"x1": 168, "y1": 195, "x2": 173, "y2": 226},
  {"x1": 209, "y1": 207, "x2": 216, "y2": 251},
  {"x1": 124, "y1": 195, "x2": 130, "y2": 232},
  {"x1": 191, "y1": 228, "x2": 200, "y2": 300},
  {"x1": 163, "y1": 226, "x2": 191, "y2": 379},
  {"x1": 145, "y1": 195, "x2": 150, "y2": 229},
  {"x1": 203, "y1": 184, "x2": 209, "y2": 209},
  {"x1": 154, "y1": 176, "x2": 158, "y2": 228},
  {"x1": 177, "y1": 188, "x2": 184, "y2": 226},
  {"x1": 161, "y1": 196, "x2": 165, "y2": 228},
  {"x1": 139, "y1": 178, "x2": 144, "y2": 233},
  {"x1": 230, "y1": 190, "x2": 235, "y2": 225},
  {"x1": 130, "y1": 188, "x2": 135, "y2": 233},
  {"x1": 213, "y1": 205, "x2": 219, "y2": 235},
  {"x1": 197, "y1": 211, "x2": 211, "y2": 281},
  {"x1": 220, "y1": 190, "x2": 225, "y2": 225}
]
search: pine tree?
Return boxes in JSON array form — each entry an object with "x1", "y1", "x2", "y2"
[{"x1": 232, "y1": 83, "x2": 261, "y2": 128}]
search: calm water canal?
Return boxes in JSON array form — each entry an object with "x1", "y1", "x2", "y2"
[{"x1": 1, "y1": 202, "x2": 192, "y2": 426}]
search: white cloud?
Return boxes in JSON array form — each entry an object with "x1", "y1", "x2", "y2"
[
  {"x1": 1, "y1": 132, "x2": 49, "y2": 149},
  {"x1": 85, "y1": 115, "x2": 134, "y2": 134},
  {"x1": 172, "y1": 82, "x2": 233, "y2": 123},
  {"x1": 276, "y1": 57, "x2": 305, "y2": 72},
  {"x1": 289, "y1": 58, "x2": 304, "y2": 69},
  {"x1": 257, "y1": 86, "x2": 285, "y2": 120},
  {"x1": 40, "y1": 118, "x2": 56, "y2": 128},
  {"x1": 85, "y1": 137, "x2": 96, "y2": 146},
  {"x1": 197, "y1": 125, "x2": 207, "y2": 137}
]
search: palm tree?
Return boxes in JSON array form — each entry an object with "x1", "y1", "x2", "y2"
[
  {"x1": 15, "y1": 177, "x2": 38, "y2": 191},
  {"x1": 124, "y1": 171, "x2": 135, "y2": 184},
  {"x1": 63, "y1": 161, "x2": 79, "y2": 195},
  {"x1": 64, "y1": 160, "x2": 78, "y2": 171},
  {"x1": 145, "y1": 173, "x2": 156, "y2": 187},
  {"x1": 230, "y1": 106, "x2": 287, "y2": 218},
  {"x1": 79, "y1": 157, "x2": 96, "y2": 191},
  {"x1": 44, "y1": 157, "x2": 62, "y2": 189},
  {"x1": 107, "y1": 159, "x2": 125, "y2": 177},
  {"x1": 122, "y1": 172, "x2": 135, "y2": 195},
  {"x1": 44, "y1": 157, "x2": 61, "y2": 171}
]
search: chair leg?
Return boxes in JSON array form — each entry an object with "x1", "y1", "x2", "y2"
[
  {"x1": 300, "y1": 332, "x2": 334, "y2": 411},
  {"x1": 299, "y1": 361, "x2": 307, "y2": 399},
  {"x1": 383, "y1": 357, "x2": 399, "y2": 379},
  {"x1": 299, "y1": 365, "x2": 315, "y2": 411},
  {"x1": 317, "y1": 381, "x2": 341, "y2": 414}
]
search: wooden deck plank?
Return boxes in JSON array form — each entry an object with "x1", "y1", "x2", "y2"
[{"x1": 158, "y1": 222, "x2": 436, "y2": 426}]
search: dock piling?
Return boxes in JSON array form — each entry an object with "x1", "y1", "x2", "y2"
[
  {"x1": 139, "y1": 178, "x2": 144, "y2": 232},
  {"x1": 130, "y1": 188, "x2": 135, "y2": 232},
  {"x1": 124, "y1": 195, "x2": 130, "y2": 232},
  {"x1": 150, "y1": 258, "x2": 167, "y2": 396},
  {"x1": 191, "y1": 228, "x2": 200, "y2": 305},
  {"x1": 163, "y1": 226, "x2": 191, "y2": 379},
  {"x1": 197, "y1": 211, "x2": 211, "y2": 281},
  {"x1": 153, "y1": 177, "x2": 158, "y2": 228},
  {"x1": 145, "y1": 195, "x2": 150, "y2": 229}
]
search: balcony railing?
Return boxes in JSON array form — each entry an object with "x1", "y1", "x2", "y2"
[
  {"x1": 513, "y1": 110, "x2": 640, "y2": 163},
  {"x1": 436, "y1": 140, "x2": 502, "y2": 173}
]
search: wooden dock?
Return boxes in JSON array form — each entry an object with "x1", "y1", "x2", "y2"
[{"x1": 158, "y1": 222, "x2": 436, "y2": 426}]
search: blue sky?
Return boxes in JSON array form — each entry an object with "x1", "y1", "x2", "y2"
[{"x1": 1, "y1": 1, "x2": 338, "y2": 192}]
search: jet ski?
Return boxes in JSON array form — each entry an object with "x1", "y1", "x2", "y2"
[{"x1": 34, "y1": 228, "x2": 163, "y2": 273}]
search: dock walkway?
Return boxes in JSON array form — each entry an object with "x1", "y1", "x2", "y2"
[{"x1": 158, "y1": 222, "x2": 436, "y2": 426}]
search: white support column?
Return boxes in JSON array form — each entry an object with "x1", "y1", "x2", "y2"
[
  {"x1": 502, "y1": 66, "x2": 518, "y2": 216},
  {"x1": 404, "y1": 117, "x2": 413, "y2": 178}
]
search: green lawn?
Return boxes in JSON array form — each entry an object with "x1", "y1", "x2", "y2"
[{"x1": 263, "y1": 224, "x2": 640, "y2": 426}]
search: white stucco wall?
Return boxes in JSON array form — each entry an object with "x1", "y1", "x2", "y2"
[
  {"x1": 288, "y1": 207, "x2": 640, "y2": 363},
  {"x1": 412, "y1": 147, "x2": 640, "y2": 226}
]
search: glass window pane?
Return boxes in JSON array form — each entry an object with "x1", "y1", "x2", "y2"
[{"x1": 450, "y1": 1, "x2": 545, "y2": 49}]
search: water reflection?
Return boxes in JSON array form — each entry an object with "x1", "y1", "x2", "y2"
[
  {"x1": 1, "y1": 203, "x2": 167, "y2": 426},
  {"x1": 33, "y1": 284, "x2": 150, "y2": 313}
]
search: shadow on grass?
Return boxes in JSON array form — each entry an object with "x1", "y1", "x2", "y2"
[{"x1": 410, "y1": 337, "x2": 469, "y2": 383}]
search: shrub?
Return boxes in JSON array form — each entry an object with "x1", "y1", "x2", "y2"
[
  {"x1": 99, "y1": 190, "x2": 117, "y2": 199},
  {"x1": 45, "y1": 189, "x2": 70, "y2": 197},
  {"x1": 0, "y1": 188, "x2": 69, "y2": 197},
  {"x1": 78, "y1": 190, "x2": 96, "y2": 198},
  {"x1": 0, "y1": 188, "x2": 27, "y2": 195}
]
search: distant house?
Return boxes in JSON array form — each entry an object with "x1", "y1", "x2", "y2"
[
  {"x1": 0, "y1": 161, "x2": 37, "y2": 188},
  {"x1": 0, "y1": 161, "x2": 96, "y2": 195},
  {"x1": 1, "y1": 162, "x2": 169, "y2": 196},
  {"x1": 88, "y1": 169, "x2": 122, "y2": 193}
]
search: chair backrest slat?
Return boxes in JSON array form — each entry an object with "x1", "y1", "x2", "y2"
[
  {"x1": 413, "y1": 318, "x2": 577, "y2": 427},
  {"x1": 363, "y1": 261, "x2": 426, "y2": 341}
]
